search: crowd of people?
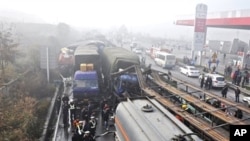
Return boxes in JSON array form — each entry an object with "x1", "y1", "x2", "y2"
[
  {"x1": 231, "y1": 68, "x2": 249, "y2": 87},
  {"x1": 57, "y1": 95, "x2": 111, "y2": 141},
  {"x1": 199, "y1": 74, "x2": 212, "y2": 90}
]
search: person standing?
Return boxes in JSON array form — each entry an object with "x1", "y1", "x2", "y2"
[
  {"x1": 212, "y1": 65, "x2": 216, "y2": 73},
  {"x1": 89, "y1": 116, "x2": 97, "y2": 136},
  {"x1": 208, "y1": 76, "x2": 212, "y2": 90},
  {"x1": 102, "y1": 104, "x2": 110, "y2": 130},
  {"x1": 69, "y1": 100, "x2": 76, "y2": 122},
  {"x1": 62, "y1": 102, "x2": 69, "y2": 127},
  {"x1": 208, "y1": 59, "x2": 212, "y2": 70},
  {"x1": 236, "y1": 74, "x2": 242, "y2": 86},
  {"x1": 200, "y1": 74, "x2": 205, "y2": 88},
  {"x1": 168, "y1": 70, "x2": 172, "y2": 81},
  {"x1": 235, "y1": 87, "x2": 241, "y2": 102},
  {"x1": 221, "y1": 85, "x2": 228, "y2": 98},
  {"x1": 56, "y1": 96, "x2": 61, "y2": 114},
  {"x1": 81, "y1": 107, "x2": 88, "y2": 121},
  {"x1": 205, "y1": 77, "x2": 209, "y2": 89},
  {"x1": 216, "y1": 59, "x2": 220, "y2": 67}
]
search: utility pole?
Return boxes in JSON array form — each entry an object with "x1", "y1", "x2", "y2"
[{"x1": 46, "y1": 47, "x2": 50, "y2": 83}]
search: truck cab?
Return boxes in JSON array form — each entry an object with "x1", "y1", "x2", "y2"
[{"x1": 73, "y1": 70, "x2": 99, "y2": 100}]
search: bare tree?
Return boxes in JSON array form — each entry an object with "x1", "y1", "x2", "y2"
[{"x1": 0, "y1": 23, "x2": 19, "y2": 76}]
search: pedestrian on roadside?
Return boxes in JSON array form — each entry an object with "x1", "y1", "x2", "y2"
[
  {"x1": 205, "y1": 77, "x2": 209, "y2": 89},
  {"x1": 236, "y1": 75, "x2": 242, "y2": 86},
  {"x1": 208, "y1": 59, "x2": 212, "y2": 69},
  {"x1": 224, "y1": 65, "x2": 228, "y2": 76},
  {"x1": 200, "y1": 74, "x2": 205, "y2": 88},
  {"x1": 234, "y1": 87, "x2": 241, "y2": 103},
  {"x1": 212, "y1": 65, "x2": 216, "y2": 73},
  {"x1": 168, "y1": 70, "x2": 172, "y2": 81},
  {"x1": 208, "y1": 76, "x2": 212, "y2": 90},
  {"x1": 216, "y1": 59, "x2": 220, "y2": 67},
  {"x1": 56, "y1": 96, "x2": 61, "y2": 114},
  {"x1": 221, "y1": 85, "x2": 228, "y2": 98}
]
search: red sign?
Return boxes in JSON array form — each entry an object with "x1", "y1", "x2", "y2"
[{"x1": 195, "y1": 18, "x2": 206, "y2": 32}]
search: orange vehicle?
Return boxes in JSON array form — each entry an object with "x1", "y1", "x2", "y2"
[{"x1": 58, "y1": 47, "x2": 74, "y2": 65}]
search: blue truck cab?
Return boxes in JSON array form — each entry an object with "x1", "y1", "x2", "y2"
[
  {"x1": 114, "y1": 73, "x2": 139, "y2": 96},
  {"x1": 73, "y1": 70, "x2": 99, "y2": 100}
]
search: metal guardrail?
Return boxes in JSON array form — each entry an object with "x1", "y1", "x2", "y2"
[
  {"x1": 40, "y1": 84, "x2": 61, "y2": 141},
  {"x1": 226, "y1": 82, "x2": 250, "y2": 96}
]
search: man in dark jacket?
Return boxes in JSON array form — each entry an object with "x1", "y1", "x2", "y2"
[
  {"x1": 208, "y1": 76, "x2": 212, "y2": 90},
  {"x1": 221, "y1": 85, "x2": 228, "y2": 98},
  {"x1": 200, "y1": 74, "x2": 205, "y2": 88},
  {"x1": 235, "y1": 87, "x2": 241, "y2": 102}
]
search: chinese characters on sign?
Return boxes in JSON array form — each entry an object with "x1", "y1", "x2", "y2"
[{"x1": 193, "y1": 4, "x2": 207, "y2": 51}]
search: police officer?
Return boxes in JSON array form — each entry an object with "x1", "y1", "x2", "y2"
[
  {"x1": 89, "y1": 116, "x2": 97, "y2": 136},
  {"x1": 82, "y1": 131, "x2": 94, "y2": 141},
  {"x1": 69, "y1": 100, "x2": 76, "y2": 122}
]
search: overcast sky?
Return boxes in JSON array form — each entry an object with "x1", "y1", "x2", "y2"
[{"x1": 0, "y1": 0, "x2": 249, "y2": 28}]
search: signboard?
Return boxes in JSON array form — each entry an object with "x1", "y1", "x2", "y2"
[
  {"x1": 40, "y1": 46, "x2": 58, "y2": 69},
  {"x1": 193, "y1": 4, "x2": 207, "y2": 51}
]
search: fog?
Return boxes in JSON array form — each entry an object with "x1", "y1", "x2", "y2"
[{"x1": 1, "y1": 0, "x2": 250, "y2": 43}]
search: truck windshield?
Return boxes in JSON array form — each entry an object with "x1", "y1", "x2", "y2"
[{"x1": 74, "y1": 79, "x2": 98, "y2": 88}]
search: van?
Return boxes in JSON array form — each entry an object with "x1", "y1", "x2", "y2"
[{"x1": 154, "y1": 51, "x2": 176, "y2": 69}]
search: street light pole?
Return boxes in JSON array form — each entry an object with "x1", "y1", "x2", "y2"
[{"x1": 46, "y1": 47, "x2": 50, "y2": 83}]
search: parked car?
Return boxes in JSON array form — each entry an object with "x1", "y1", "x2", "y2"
[
  {"x1": 199, "y1": 73, "x2": 226, "y2": 88},
  {"x1": 243, "y1": 97, "x2": 250, "y2": 107},
  {"x1": 145, "y1": 48, "x2": 150, "y2": 55},
  {"x1": 180, "y1": 65, "x2": 200, "y2": 77},
  {"x1": 132, "y1": 48, "x2": 143, "y2": 54}
]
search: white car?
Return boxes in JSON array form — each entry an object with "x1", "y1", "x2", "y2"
[
  {"x1": 243, "y1": 97, "x2": 250, "y2": 107},
  {"x1": 180, "y1": 65, "x2": 200, "y2": 77},
  {"x1": 132, "y1": 48, "x2": 143, "y2": 54},
  {"x1": 145, "y1": 48, "x2": 150, "y2": 55},
  {"x1": 199, "y1": 73, "x2": 226, "y2": 88}
]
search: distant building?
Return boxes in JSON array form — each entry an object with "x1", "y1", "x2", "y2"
[{"x1": 207, "y1": 39, "x2": 249, "y2": 54}]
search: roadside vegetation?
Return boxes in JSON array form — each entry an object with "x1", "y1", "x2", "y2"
[{"x1": 0, "y1": 23, "x2": 62, "y2": 141}]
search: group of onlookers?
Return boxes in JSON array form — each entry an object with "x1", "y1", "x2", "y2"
[{"x1": 231, "y1": 68, "x2": 249, "y2": 87}]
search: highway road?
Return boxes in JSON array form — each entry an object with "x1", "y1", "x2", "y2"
[
  {"x1": 140, "y1": 48, "x2": 250, "y2": 123},
  {"x1": 53, "y1": 81, "x2": 115, "y2": 141},
  {"x1": 54, "y1": 44, "x2": 249, "y2": 141}
]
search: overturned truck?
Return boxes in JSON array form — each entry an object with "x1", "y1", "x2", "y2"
[{"x1": 101, "y1": 47, "x2": 141, "y2": 97}]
